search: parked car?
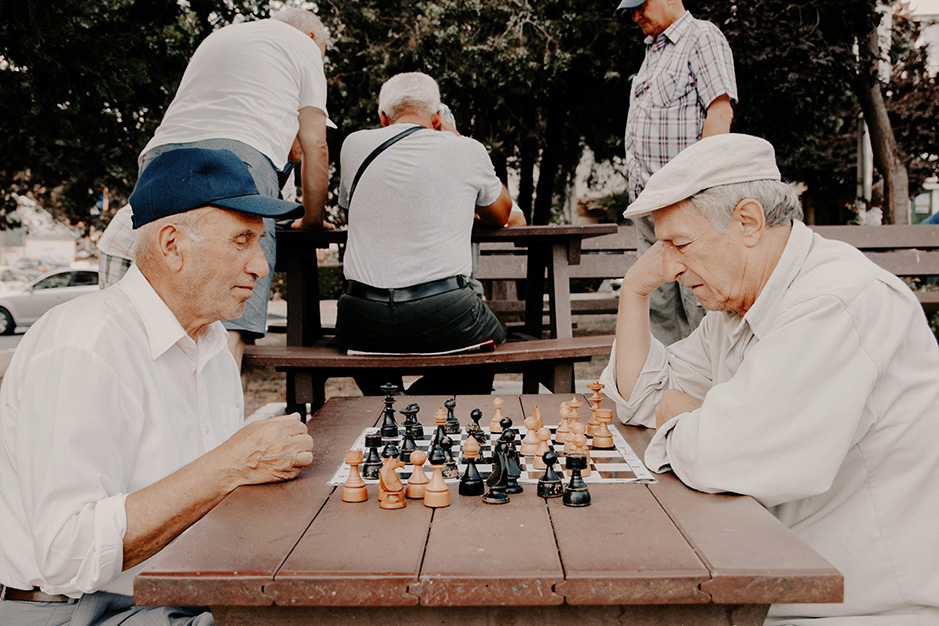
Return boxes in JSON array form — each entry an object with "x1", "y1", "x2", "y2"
[
  {"x1": 0, "y1": 266, "x2": 34, "y2": 293},
  {"x1": 0, "y1": 268, "x2": 99, "y2": 335}
]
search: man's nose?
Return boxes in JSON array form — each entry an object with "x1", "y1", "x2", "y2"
[
  {"x1": 661, "y1": 248, "x2": 685, "y2": 280},
  {"x1": 247, "y1": 240, "x2": 269, "y2": 280},
  {"x1": 632, "y1": 7, "x2": 643, "y2": 21}
]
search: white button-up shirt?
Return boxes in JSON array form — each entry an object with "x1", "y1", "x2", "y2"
[
  {"x1": 0, "y1": 265, "x2": 243, "y2": 597},
  {"x1": 601, "y1": 221, "x2": 939, "y2": 624}
]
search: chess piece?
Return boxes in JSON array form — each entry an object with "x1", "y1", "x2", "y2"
[
  {"x1": 342, "y1": 450, "x2": 368, "y2": 503},
  {"x1": 379, "y1": 455, "x2": 407, "y2": 509},
  {"x1": 468, "y1": 408, "x2": 486, "y2": 445},
  {"x1": 533, "y1": 427, "x2": 553, "y2": 470},
  {"x1": 489, "y1": 397, "x2": 504, "y2": 433},
  {"x1": 570, "y1": 422, "x2": 591, "y2": 477},
  {"x1": 444, "y1": 397, "x2": 461, "y2": 434},
  {"x1": 423, "y1": 445, "x2": 451, "y2": 508},
  {"x1": 431, "y1": 407, "x2": 447, "y2": 449},
  {"x1": 405, "y1": 449, "x2": 429, "y2": 499},
  {"x1": 536, "y1": 449, "x2": 563, "y2": 498},
  {"x1": 562, "y1": 453, "x2": 591, "y2": 507},
  {"x1": 401, "y1": 402, "x2": 423, "y2": 439},
  {"x1": 500, "y1": 424, "x2": 523, "y2": 494},
  {"x1": 381, "y1": 437, "x2": 400, "y2": 461},
  {"x1": 555, "y1": 404, "x2": 572, "y2": 449},
  {"x1": 520, "y1": 414, "x2": 540, "y2": 456},
  {"x1": 532, "y1": 405, "x2": 544, "y2": 430},
  {"x1": 499, "y1": 416, "x2": 517, "y2": 446},
  {"x1": 591, "y1": 408, "x2": 615, "y2": 450},
  {"x1": 362, "y1": 432, "x2": 383, "y2": 480},
  {"x1": 458, "y1": 436, "x2": 485, "y2": 496},
  {"x1": 567, "y1": 396, "x2": 584, "y2": 423},
  {"x1": 399, "y1": 423, "x2": 417, "y2": 464},
  {"x1": 587, "y1": 381, "x2": 604, "y2": 410},
  {"x1": 482, "y1": 440, "x2": 511, "y2": 504},
  {"x1": 440, "y1": 435, "x2": 460, "y2": 479},
  {"x1": 380, "y1": 383, "x2": 399, "y2": 438}
]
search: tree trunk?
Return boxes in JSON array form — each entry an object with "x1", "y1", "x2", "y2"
[
  {"x1": 854, "y1": 23, "x2": 910, "y2": 224},
  {"x1": 532, "y1": 106, "x2": 566, "y2": 225}
]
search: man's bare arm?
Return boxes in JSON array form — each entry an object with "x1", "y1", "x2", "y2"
[
  {"x1": 122, "y1": 414, "x2": 313, "y2": 569},
  {"x1": 476, "y1": 185, "x2": 513, "y2": 227},
  {"x1": 292, "y1": 106, "x2": 330, "y2": 230},
  {"x1": 701, "y1": 94, "x2": 734, "y2": 138}
]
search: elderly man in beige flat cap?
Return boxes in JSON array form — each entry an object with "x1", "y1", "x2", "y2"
[{"x1": 599, "y1": 134, "x2": 939, "y2": 624}]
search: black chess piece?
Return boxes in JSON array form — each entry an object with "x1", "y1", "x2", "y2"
[
  {"x1": 439, "y1": 435, "x2": 460, "y2": 479},
  {"x1": 469, "y1": 408, "x2": 486, "y2": 445},
  {"x1": 381, "y1": 437, "x2": 400, "y2": 460},
  {"x1": 380, "y1": 384, "x2": 399, "y2": 438},
  {"x1": 399, "y1": 424, "x2": 417, "y2": 464},
  {"x1": 362, "y1": 432, "x2": 383, "y2": 480},
  {"x1": 499, "y1": 417, "x2": 516, "y2": 445},
  {"x1": 537, "y1": 449, "x2": 563, "y2": 498},
  {"x1": 401, "y1": 402, "x2": 423, "y2": 439},
  {"x1": 458, "y1": 449, "x2": 485, "y2": 497},
  {"x1": 444, "y1": 397, "x2": 461, "y2": 435},
  {"x1": 562, "y1": 453, "x2": 591, "y2": 507},
  {"x1": 502, "y1": 427, "x2": 523, "y2": 494},
  {"x1": 482, "y1": 441, "x2": 510, "y2": 504}
]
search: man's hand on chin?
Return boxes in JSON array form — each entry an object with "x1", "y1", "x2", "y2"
[{"x1": 655, "y1": 389, "x2": 703, "y2": 429}]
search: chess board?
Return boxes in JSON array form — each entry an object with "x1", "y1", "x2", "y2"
[{"x1": 328, "y1": 424, "x2": 656, "y2": 486}]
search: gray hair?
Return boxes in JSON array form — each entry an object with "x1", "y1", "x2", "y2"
[
  {"x1": 378, "y1": 72, "x2": 441, "y2": 122},
  {"x1": 685, "y1": 179, "x2": 804, "y2": 233},
  {"x1": 133, "y1": 209, "x2": 209, "y2": 268},
  {"x1": 271, "y1": 8, "x2": 330, "y2": 49}
]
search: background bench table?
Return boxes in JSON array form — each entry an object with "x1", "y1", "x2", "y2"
[{"x1": 136, "y1": 394, "x2": 842, "y2": 626}]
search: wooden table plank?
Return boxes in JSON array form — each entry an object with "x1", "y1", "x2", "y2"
[
  {"x1": 135, "y1": 396, "x2": 383, "y2": 606},
  {"x1": 649, "y1": 475, "x2": 843, "y2": 605}
]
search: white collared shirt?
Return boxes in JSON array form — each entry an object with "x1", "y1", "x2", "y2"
[
  {"x1": 600, "y1": 221, "x2": 939, "y2": 623},
  {"x1": 0, "y1": 264, "x2": 243, "y2": 597}
]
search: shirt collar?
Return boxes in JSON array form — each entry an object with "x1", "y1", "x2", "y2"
[
  {"x1": 117, "y1": 264, "x2": 229, "y2": 362},
  {"x1": 645, "y1": 10, "x2": 693, "y2": 46},
  {"x1": 737, "y1": 220, "x2": 812, "y2": 340}
]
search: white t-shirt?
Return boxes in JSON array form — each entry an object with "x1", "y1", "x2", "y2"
[
  {"x1": 600, "y1": 221, "x2": 939, "y2": 624},
  {"x1": 142, "y1": 19, "x2": 328, "y2": 169},
  {"x1": 339, "y1": 124, "x2": 503, "y2": 288},
  {"x1": 0, "y1": 265, "x2": 243, "y2": 597}
]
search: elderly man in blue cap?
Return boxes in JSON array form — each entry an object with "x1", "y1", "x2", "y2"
[
  {"x1": 616, "y1": 0, "x2": 737, "y2": 345},
  {"x1": 601, "y1": 134, "x2": 939, "y2": 624},
  {"x1": 0, "y1": 148, "x2": 314, "y2": 625}
]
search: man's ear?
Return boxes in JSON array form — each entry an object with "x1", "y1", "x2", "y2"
[
  {"x1": 379, "y1": 111, "x2": 391, "y2": 127},
  {"x1": 158, "y1": 224, "x2": 185, "y2": 271},
  {"x1": 733, "y1": 198, "x2": 766, "y2": 247},
  {"x1": 431, "y1": 111, "x2": 442, "y2": 130}
]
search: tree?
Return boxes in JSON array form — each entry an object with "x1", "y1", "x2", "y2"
[{"x1": 0, "y1": 0, "x2": 268, "y2": 229}]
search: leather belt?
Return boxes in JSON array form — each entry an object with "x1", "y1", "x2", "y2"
[
  {"x1": 0, "y1": 585, "x2": 78, "y2": 604},
  {"x1": 344, "y1": 276, "x2": 466, "y2": 303}
]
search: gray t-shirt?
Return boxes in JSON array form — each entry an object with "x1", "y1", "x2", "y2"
[{"x1": 339, "y1": 124, "x2": 503, "y2": 288}]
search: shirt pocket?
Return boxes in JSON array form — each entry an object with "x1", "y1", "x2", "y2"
[{"x1": 649, "y1": 68, "x2": 693, "y2": 109}]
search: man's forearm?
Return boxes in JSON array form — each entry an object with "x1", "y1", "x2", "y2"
[
  {"x1": 701, "y1": 95, "x2": 734, "y2": 138},
  {"x1": 613, "y1": 289, "x2": 653, "y2": 401},
  {"x1": 299, "y1": 142, "x2": 329, "y2": 228}
]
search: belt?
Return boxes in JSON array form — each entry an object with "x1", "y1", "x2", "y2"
[
  {"x1": 0, "y1": 585, "x2": 78, "y2": 604},
  {"x1": 344, "y1": 276, "x2": 466, "y2": 303}
]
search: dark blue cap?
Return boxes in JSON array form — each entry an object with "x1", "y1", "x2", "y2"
[
  {"x1": 129, "y1": 148, "x2": 304, "y2": 228},
  {"x1": 616, "y1": 0, "x2": 645, "y2": 11}
]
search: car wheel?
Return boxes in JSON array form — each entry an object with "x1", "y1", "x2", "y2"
[{"x1": 0, "y1": 307, "x2": 14, "y2": 335}]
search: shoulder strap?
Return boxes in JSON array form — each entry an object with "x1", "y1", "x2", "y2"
[{"x1": 347, "y1": 125, "x2": 423, "y2": 207}]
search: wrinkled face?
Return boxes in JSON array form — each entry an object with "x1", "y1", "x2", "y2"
[
  {"x1": 653, "y1": 201, "x2": 751, "y2": 315},
  {"x1": 178, "y1": 208, "x2": 268, "y2": 325},
  {"x1": 632, "y1": 0, "x2": 676, "y2": 38}
]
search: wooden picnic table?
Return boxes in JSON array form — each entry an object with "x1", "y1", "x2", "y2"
[
  {"x1": 274, "y1": 223, "x2": 618, "y2": 344},
  {"x1": 135, "y1": 394, "x2": 842, "y2": 625}
]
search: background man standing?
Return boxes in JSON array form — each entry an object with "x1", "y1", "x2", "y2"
[{"x1": 617, "y1": 0, "x2": 737, "y2": 344}]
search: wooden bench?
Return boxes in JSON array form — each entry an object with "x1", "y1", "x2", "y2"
[{"x1": 477, "y1": 223, "x2": 939, "y2": 316}]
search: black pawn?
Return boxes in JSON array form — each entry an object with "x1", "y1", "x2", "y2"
[
  {"x1": 562, "y1": 453, "x2": 591, "y2": 507},
  {"x1": 499, "y1": 417, "x2": 517, "y2": 446},
  {"x1": 482, "y1": 441, "x2": 510, "y2": 505},
  {"x1": 381, "y1": 438, "x2": 400, "y2": 460},
  {"x1": 537, "y1": 450, "x2": 563, "y2": 498},
  {"x1": 401, "y1": 402, "x2": 423, "y2": 439},
  {"x1": 502, "y1": 428, "x2": 523, "y2": 494},
  {"x1": 459, "y1": 452, "x2": 485, "y2": 497},
  {"x1": 399, "y1": 424, "x2": 417, "y2": 464},
  {"x1": 362, "y1": 432, "x2": 383, "y2": 480},
  {"x1": 440, "y1": 436, "x2": 460, "y2": 479},
  {"x1": 444, "y1": 397, "x2": 461, "y2": 435},
  {"x1": 469, "y1": 408, "x2": 486, "y2": 445}
]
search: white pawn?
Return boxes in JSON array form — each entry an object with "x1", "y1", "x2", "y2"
[
  {"x1": 556, "y1": 404, "x2": 572, "y2": 449},
  {"x1": 520, "y1": 414, "x2": 540, "y2": 456},
  {"x1": 490, "y1": 397, "x2": 505, "y2": 434},
  {"x1": 533, "y1": 427, "x2": 553, "y2": 470}
]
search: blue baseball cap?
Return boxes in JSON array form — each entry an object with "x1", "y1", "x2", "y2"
[
  {"x1": 129, "y1": 148, "x2": 305, "y2": 228},
  {"x1": 616, "y1": 0, "x2": 645, "y2": 11}
]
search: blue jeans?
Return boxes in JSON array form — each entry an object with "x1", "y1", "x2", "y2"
[{"x1": 0, "y1": 591, "x2": 213, "y2": 626}]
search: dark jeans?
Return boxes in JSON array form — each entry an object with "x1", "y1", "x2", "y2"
[{"x1": 336, "y1": 285, "x2": 506, "y2": 396}]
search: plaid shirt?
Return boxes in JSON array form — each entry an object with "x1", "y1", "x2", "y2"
[{"x1": 625, "y1": 12, "x2": 737, "y2": 201}]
